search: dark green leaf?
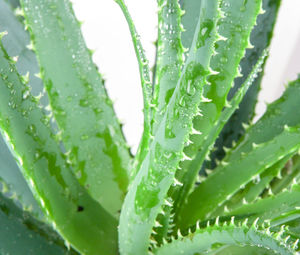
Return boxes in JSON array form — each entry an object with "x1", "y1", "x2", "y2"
[{"x1": 0, "y1": 192, "x2": 78, "y2": 255}]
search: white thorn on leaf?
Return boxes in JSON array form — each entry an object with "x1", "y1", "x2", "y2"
[
  {"x1": 173, "y1": 178, "x2": 183, "y2": 186},
  {"x1": 215, "y1": 216, "x2": 220, "y2": 226},
  {"x1": 26, "y1": 42, "x2": 34, "y2": 51},
  {"x1": 182, "y1": 153, "x2": 192, "y2": 161},
  {"x1": 191, "y1": 127, "x2": 202, "y2": 135},
  {"x1": 230, "y1": 216, "x2": 235, "y2": 226}
]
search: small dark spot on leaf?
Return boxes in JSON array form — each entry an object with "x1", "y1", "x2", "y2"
[{"x1": 77, "y1": 205, "x2": 84, "y2": 212}]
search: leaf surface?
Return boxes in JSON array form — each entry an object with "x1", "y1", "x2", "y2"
[
  {"x1": 213, "y1": 153, "x2": 293, "y2": 215},
  {"x1": 179, "y1": 126, "x2": 300, "y2": 229},
  {"x1": 0, "y1": 192, "x2": 79, "y2": 255},
  {"x1": 173, "y1": 0, "x2": 263, "y2": 223},
  {"x1": 210, "y1": 0, "x2": 282, "y2": 168},
  {"x1": 179, "y1": 0, "x2": 202, "y2": 51},
  {"x1": 227, "y1": 185, "x2": 300, "y2": 226},
  {"x1": 21, "y1": 0, "x2": 131, "y2": 217},
  {"x1": 115, "y1": 0, "x2": 152, "y2": 181},
  {"x1": 0, "y1": 42, "x2": 118, "y2": 255},
  {"x1": 0, "y1": 0, "x2": 43, "y2": 219},
  {"x1": 119, "y1": 1, "x2": 221, "y2": 254},
  {"x1": 154, "y1": 219, "x2": 295, "y2": 255}
]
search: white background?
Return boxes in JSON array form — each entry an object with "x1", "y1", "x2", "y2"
[{"x1": 71, "y1": 0, "x2": 300, "y2": 154}]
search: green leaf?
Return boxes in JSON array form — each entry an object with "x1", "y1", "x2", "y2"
[
  {"x1": 212, "y1": 153, "x2": 293, "y2": 216},
  {"x1": 172, "y1": 49, "x2": 267, "y2": 227},
  {"x1": 0, "y1": 191, "x2": 78, "y2": 255},
  {"x1": 179, "y1": 0, "x2": 202, "y2": 51},
  {"x1": 213, "y1": 77, "x2": 300, "y2": 164},
  {"x1": 178, "y1": 77, "x2": 300, "y2": 228},
  {"x1": 268, "y1": 154, "x2": 300, "y2": 196},
  {"x1": 4, "y1": 0, "x2": 20, "y2": 9},
  {"x1": 115, "y1": 0, "x2": 152, "y2": 181},
  {"x1": 0, "y1": 135, "x2": 42, "y2": 218},
  {"x1": 21, "y1": 0, "x2": 131, "y2": 217},
  {"x1": 154, "y1": 219, "x2": 295, "y2": 255},
  {"x1": 144, "y1": 0, "x2": 185, "y2": 184},
  {"x1": 210, "y1": 0, "x2": 282, "y2": 168},
  {"x1": 0, "y1": 41, "x2": 118, "y2": 255},
  {"x1": 0, "y1": 0, "x2": 43, "y2": 219},
  {"x1": 0, "y1": 1, "x2": 43, "y2": 95},
  {"x1": 152, "y1": 0, "x2": 185, "y2": 132},
  {"x1": 227, "y1": 185, "x2": 300, "y2": 226},
  {"x1": 173, "y1": 0, "x2": 263, "y2": 224},
  {"x1": 179, "y1": 126, "x2": 300, "y2": 229},
  {"x1": 211, "y1": 245, "x2": 276, "y2": 255},
  {"x1": 119, "y1": 1, "x2": 221, "y2": 254},
  {"x1": 148, "y1": 0, "x2": 185, "y2": 242},
  {"x1": 279, "y1": 216, "x2": 300, "y2": 245}
]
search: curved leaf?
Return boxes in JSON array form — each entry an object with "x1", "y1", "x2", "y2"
[
  {"x1": 211, "y1": 245, "x2": 276, "y2": 255},
  {"x1": 211, "y1": 0, "x2": 282, "y2": 168},
  {"x1": 152, "y1": 0, "x2": 185, "y2": 132},
  {"x1": 179, "y1": 77, "x2": 300, "y2": 228},
  {"x1": 172, "y1": 0, "x2": 264, "y2": 221},
  {"x1": 149, "y1": 0, "x2": 185, "y2": 242},
  {"x1": 21, "y1": 0, "x2": 131, "y2": 217},
  {"x1": 173, "y1": 49, "x2": 267, "y2": 227},
  {"x1": 0, "y1": 41, "x2": 118, "y2": 255},
  {"x1": 179, "y1": 0, "x2": 202, "y2": 51},
  {"x1": 268, "y1": 154, "x2": 300, "y2": 196},
  {"x1": 213, "y1": 153, "x2": 293, "y2": 216},
  {"x1": 0, "y1": 136, "x2": 42, "y2": 218},
  {"x1": 227, "y1": 184, "x2": 300, "y2": 227},
  {"x1": 154, "y1": 219, "x2": 295, "y2": 255},
  {"x1": 0, "y1": 0, "x2": 43, "y2": 219},
  {"x1": 179, "y1": 126, "x2": 300, "y2": 229},
  {"x1": 115, "y1": 0, "x2": 152, "y2": 181},
  {"x1": 119, "y1": 1, "x2": 221, "y2": 254}
]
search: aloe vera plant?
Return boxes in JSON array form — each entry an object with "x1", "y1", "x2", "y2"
[{"x1": 1, "y1": 0, "x2": 300, "y2": 254}]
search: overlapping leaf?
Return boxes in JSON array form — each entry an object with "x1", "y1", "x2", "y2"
[
  {"x1": 211, "y1": 0, "x2": 282, "y2": 168},
  {"x1": 21, "y1": 0, "x2": 131, "y2": 218},
  {"x1": 173, "y1": 0, "x2": 264, "y2": 224},
  {"x1": 154, "y1": 219, "x2": 295, "y2": 255},
  {"x1": 0, "y1": 191, "x2": 78, "y2": 255},
  {"x1": 119, "y1": 1, "x2": 221, "y2": 254},
  {"x1": 0, "y1": 41, "x2": 118, "y2": 254},
  {"x1": 0, "y1": 0, "x2": 43, "y2": 219},
  {"x1": 179, "y1": 77, "x2": 300, "y2": 229}
]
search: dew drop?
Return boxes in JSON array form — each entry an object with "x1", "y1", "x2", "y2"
[
  {"x1": 81, "y1": 134, "x2": 89, "y2": 140},
  {"x1": 35, "y1": 152, "x2": 40, "y2": 159},
  {"x1": 179, "y1": 96, "x2": 186, "y2": 107},
  {"x1": 8, "y1": 101, "x2": 16, "y2": 109},
  {"x1": 79, "y1": 99, "x2": 88, "y2": 107},
  {"x1": 186, "y1": 80, "x2": 196, "y2": 95},
  {"x1": 22, "y1": 90, "x2": 30, "y2": 100},
  {"x1": 76, "y1": 171, "x2": 82, "y2": 178},
  {"x1": 165, "y1": 127, "x2": 176, "y2": 139},
  {"x1": 220, "y1": 56, "x2": 227, "y2": 64},
  {"x1": 196, "y1": 20, "x2": 213, "y2": 49},
  {"x1": 93, "y1": 108, "x2": 102, "y2": 115}
]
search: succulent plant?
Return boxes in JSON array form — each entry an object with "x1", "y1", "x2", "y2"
[{"x1": 1, "y1": 0, "x2": 300, "y2": 254}]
